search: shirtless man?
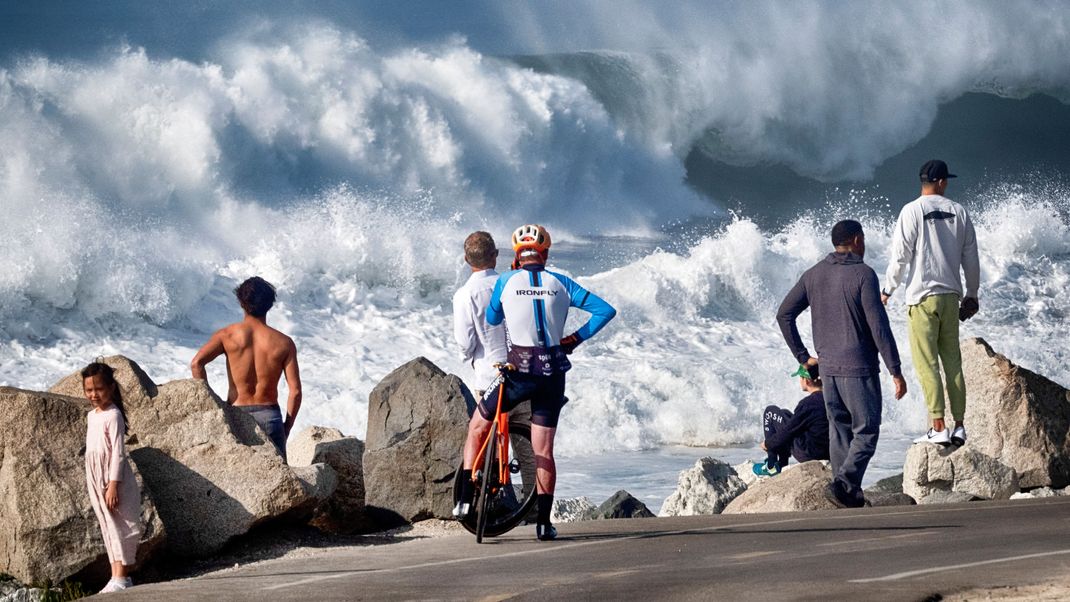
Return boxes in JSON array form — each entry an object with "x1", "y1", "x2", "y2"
[{"x1": 191, "y1": 276, "x2": 301, "y2": 461}]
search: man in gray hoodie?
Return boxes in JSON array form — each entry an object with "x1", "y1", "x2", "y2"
[{"x1": 777, "y1": 220, "x2": 907, "y2": 508}]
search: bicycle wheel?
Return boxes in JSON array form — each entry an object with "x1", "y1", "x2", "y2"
[
  {"x1": 474, "y1": 426, "x2": 498, "y2": 544},
  {"x1": 453, "y1": 422, "x2": 538, "y2": 538}
]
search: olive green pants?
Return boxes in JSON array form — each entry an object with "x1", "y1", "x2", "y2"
[{"x1": 908, "y1": 293, "x2": 966, "y2": 421}]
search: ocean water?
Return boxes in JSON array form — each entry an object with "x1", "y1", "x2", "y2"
[{"x1": 2, "y1": 3, "x2": 1070, "y2": 512}]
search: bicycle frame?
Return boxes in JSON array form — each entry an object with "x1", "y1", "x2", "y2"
[{"x1": 471, "y1": 365, "x2": 514, "y2": 492}]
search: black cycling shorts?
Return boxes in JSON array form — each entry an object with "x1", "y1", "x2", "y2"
[{"x1": 477, "y1": 371, "x2": 568, "y2": 428}]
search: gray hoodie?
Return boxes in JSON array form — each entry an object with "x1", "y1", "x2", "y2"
[{"x1": 777, "y1": 252, "x2": 902, "y2": 378}]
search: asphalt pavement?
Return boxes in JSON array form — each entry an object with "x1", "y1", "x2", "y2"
[{"x1": 105, "y1": 496, "x2": 1070, "y2": 601}]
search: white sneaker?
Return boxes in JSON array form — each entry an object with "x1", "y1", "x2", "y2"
[
  {"x1": 452, "y1": 500, "x2": 471, "y2": 519},
  {"x1": 951, "y1": 425, "x2": 967, "y2": 446},
  {"x1": 98, "y1": 579, "x2": 131, "y2": 594},
  {"x1": 914, "y1": 428, "x2": 951, "y2": 445}
]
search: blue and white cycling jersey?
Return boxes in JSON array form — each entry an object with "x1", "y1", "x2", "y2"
[{"x1": 487, "y1": 264, "x2": 616, "y2": 375}]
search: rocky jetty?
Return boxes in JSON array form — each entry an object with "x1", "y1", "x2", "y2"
[{"x1": 6, "y1": 337, "x2": 1067, "y2": 589}]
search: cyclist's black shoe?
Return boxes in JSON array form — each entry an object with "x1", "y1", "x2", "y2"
[
  {"x1": 454, "y1": 472, "x2": 474, "y2": 520},
  {"x1": 536, "y1": 523, "x2": 557, "y2": 541},
  {"x1": 452, "y1": 500, "x2": 471, "y2": 520}
]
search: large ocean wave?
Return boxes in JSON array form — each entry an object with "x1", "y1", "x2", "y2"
[{"x1": 0, "y1": 23, "x2": 710, "y2": 324}]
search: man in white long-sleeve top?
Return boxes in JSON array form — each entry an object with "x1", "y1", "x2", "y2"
[
  {"x1": 881, "y1": 160, "x2": 980, "y2": 447},
  {"x1": 453, "y1": 231, "x2": 508, "y2": 406}
]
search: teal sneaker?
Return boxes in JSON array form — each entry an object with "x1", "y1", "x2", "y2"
[{"x1": 752, "y1": 461, "x2": 782, "y2": 477}]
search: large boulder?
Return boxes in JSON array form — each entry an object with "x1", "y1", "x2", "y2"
[
  {"x1": 661, "y1": 458, "x2": 747, "y2": 516},
  {"x1": 288, "y1": 427, "x2": 368, "y2": 533},
  {"x1": 363, "y1": 358, "x2": 472, "y2": 524},
  {"x1": 722, "y1": 461, "x2": 838, "y2": 514},
  {"x1": 591, "y1": 491, "x2": 655, "y2": 519},
  {"x1": 961, "y1": 338, "x2": 1070, "y2": 488},
  {"x1": 0, "y1": 387, "x2": 165, "y2": 587},
  {"x1": 50, "y1": 356, "x2": 314, "y2": 557},
  {"x1": 903, "y1": 444, "x2": 1019, "y2": 503}
]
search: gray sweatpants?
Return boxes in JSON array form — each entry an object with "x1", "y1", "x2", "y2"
[{"x1": 823, "y1": 374, "x2": 882, "y2": 498}]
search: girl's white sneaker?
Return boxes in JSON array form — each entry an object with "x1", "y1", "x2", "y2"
[{"x1": 98, "y1": 578, "x2": 132, "y2": 594}]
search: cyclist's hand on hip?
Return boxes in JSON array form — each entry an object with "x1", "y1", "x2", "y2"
[{"x1": 560, "y1": 333, "x2": 582, "y2": 354}]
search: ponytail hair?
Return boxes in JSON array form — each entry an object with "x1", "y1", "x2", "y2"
[{"x1": 81, "y1": 362, "x2": 130, "y2": 435}]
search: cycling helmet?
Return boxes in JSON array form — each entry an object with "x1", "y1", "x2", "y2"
[{"x1": 511, "y1": 224, "x2": 552, "y2": 253}]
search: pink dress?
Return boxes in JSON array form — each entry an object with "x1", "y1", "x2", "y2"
[{"x1": 85, "y1": 406, "x2": 141, "y2": 565}]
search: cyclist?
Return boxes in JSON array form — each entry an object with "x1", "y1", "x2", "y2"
[{"x1": 453, "y1": 224, "x2": 617, "y2": 541}]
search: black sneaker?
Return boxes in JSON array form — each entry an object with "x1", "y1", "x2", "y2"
[
  {"x1": 825, "y1": 481, "x2": 864, "y2": 509},
  {"x1": 536, "y1": 523, "x2": 557, "y2": 541}
]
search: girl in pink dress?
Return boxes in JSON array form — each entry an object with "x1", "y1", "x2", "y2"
[{"x1": 83, "y1": 362, "x2": 141, "y2": 594}]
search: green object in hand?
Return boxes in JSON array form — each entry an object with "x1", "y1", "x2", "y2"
[{"x1": 791, "y1": 365, "x2": 812, "y2": 379}]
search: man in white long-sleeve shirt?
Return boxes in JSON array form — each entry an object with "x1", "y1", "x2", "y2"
[
  {"x1": 881, "y1": 160, "x2": 980, "y2": 447},
  {"x1": 452, "y1": 231, "x2": 508, "y2": 403}
]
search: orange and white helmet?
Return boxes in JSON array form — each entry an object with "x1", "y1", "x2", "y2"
[{"x1": 511, "y1": 224, "x2": 552, "y2": 253}]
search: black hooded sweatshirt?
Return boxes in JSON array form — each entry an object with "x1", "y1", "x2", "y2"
[{"x1": 766, "y1": 392, "x2": 831, "y2": 462}]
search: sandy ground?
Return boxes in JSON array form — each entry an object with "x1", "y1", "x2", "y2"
[{"x1": 945, "y1": 578, "x2": 1070, "y2": 601}]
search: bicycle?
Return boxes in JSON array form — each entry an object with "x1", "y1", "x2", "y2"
[{"x1": 452, "y1": 363, "x2": 538, "y2": 543}]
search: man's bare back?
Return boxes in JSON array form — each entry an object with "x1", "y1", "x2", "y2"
[{"x1": 214, "y1": 318, "x2": 295, "y2": 406}]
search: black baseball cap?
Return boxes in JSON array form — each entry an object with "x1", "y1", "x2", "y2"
[{"x1": 919, "y1": 159, "x2": 957, "y2": 182}]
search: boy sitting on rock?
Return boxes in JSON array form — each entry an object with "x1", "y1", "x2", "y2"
[{"x1": 754, "y1": 365, "x2": 830, "y2": 476}]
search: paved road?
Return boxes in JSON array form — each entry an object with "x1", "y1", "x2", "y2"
[{"x1": 109, "y1": 497, "x2": 1070, "y2": 601}]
